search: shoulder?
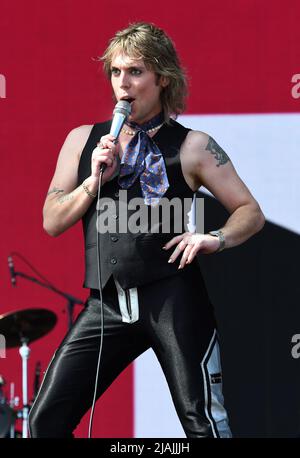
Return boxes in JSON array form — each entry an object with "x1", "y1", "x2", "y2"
[
  {"x1": 183, "y1": 130, "x2": 210, "y2": 151},
  {"x1": 66, "y1": 124, "x2": 94, "y2": 145},
  {"x1": 63, "y1": 125, "x2": 94, "y2": 161},
  {"x1": 180, "y1": 129, "x2": 231, "y2": 188},
  {"x1": 181, "y1": 130, "x2": 211, "y2": 165},
  {"x1": 183, "y1": 130, "x2": 229, "y2": 166}
]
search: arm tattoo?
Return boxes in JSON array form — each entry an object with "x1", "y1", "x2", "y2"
[
  {"x1": 58, "y1": 193, "x2": 74, "y2": 204},
  {"x1": 47, "y1": 187, "x2": 64, "y2": 196},
  {"x1": 205, "y1": 136, "x2": 230, "y2": 167}
]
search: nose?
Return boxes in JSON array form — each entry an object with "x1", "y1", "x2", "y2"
[{"x1": 119, "y1": 71, "x2": 130, "y2": 89}]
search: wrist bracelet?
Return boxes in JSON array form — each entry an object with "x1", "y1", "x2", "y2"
[
  {"x1": 208, "y1": 229, "x2": 226, "y2": 252},
  {"x1": 82, "y1": 179, "x2": 97, "y2": 198}
]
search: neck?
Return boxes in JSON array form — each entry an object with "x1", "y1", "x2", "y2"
[
  {"x1": 131, "y1": 111, "x2": 162, "y2": 126},
  {"x1": 127, "y1": 111, "x2": 164, "y2": 130}
]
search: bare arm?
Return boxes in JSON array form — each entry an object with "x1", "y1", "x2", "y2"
[
  {"x1": 165, "y1": 131, "x2": 265, "y2": 267},
  {"x1": 191, "y1": 132, "x2": 265, "y2": 248},
  {"x1": 43, "y1": 126, "x2": 118, "y2": 237}
]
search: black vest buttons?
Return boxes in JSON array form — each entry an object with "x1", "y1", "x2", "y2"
[
  {"x1": 111, "y1": 236, "x2": 119, "y2": 242},
  {"x1": 110, "y1": 257, "x2": 117, "y2": 264}
]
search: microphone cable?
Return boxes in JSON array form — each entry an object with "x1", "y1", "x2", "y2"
[
  {"x1": 87, "y1": 101, "x2": 130, "y2": 437},
  {"x1": 88, "y1": 166, "x2": 105, "y2": 439}
]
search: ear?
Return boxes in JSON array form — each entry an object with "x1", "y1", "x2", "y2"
[{"x1": 159, "y1": 76, "x2": 169, "y2": 88}]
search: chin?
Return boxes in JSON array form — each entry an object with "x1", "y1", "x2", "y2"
[{"x1": 128, "y1": 113, "x2": 140, "y2": 123}]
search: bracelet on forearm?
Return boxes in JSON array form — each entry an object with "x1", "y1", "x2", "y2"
[{"x1": 82, "y1": 179, "x2": 97, "y2": 198}]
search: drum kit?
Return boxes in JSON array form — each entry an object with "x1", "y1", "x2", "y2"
[
  {"x1": 0, "y1": 308, "x2": 57, "y2": 438},
  {"x1": 2, "y1": 253, "x2": 84, "y2": 438}
]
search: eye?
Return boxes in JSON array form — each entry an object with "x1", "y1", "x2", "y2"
[
  {"x1": 130, "y1": 68, "x2": 142, "y2": 76},
  {"x1": 111, "y1": 68, "x2": 120, "y2": 76}
]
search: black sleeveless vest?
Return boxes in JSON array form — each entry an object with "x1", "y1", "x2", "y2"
[{"x1": 78, "y1": 119, "x2": 196, "y2": 290}]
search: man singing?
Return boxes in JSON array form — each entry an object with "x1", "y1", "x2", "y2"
[{"x1": 29, "y1": 22, "x2": 264, "y2": 438}]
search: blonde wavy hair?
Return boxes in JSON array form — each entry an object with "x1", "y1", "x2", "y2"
[{"x1": 100, "y1": 22, "x2": 188, "y2": 122}]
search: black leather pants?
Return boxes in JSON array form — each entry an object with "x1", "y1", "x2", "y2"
[{"x1": 29, "y1": 265, "x2": 231, "y2": 438}]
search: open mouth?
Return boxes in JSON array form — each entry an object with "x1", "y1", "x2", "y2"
[{"x1": 120, "y1": 97, "x2": 135, "y2": 104}]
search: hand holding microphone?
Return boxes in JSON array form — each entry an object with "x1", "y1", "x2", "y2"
[
  {"x1": 90, "y1": 134, "x2": 119, "y2": 185},
  {"x1": 90, "y1": 100, "x2": 131, "y2": 185}
]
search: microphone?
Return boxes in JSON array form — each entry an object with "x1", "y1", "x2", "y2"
[
  {"x1": 8, "y1": 255, "x2": 17, "y2": 287},
  {"x1": 100, "y1": 100, "x2": 131, "y2": 173}
]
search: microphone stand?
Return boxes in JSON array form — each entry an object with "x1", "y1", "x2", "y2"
[{"x1": 13, "y1": 270, "x2": 84, "y2": 330}]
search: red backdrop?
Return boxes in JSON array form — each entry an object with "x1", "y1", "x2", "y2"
[{"x1": 0, "y1": 0, "x2": 299, "y2": 437}]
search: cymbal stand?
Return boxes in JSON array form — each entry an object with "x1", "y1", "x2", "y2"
[
  {"x1": 9, "y1": 382, "x2": 19, "y2": 438},
  {"x1": 19, "y1": 338, "x2": 30, "y2": 438}
]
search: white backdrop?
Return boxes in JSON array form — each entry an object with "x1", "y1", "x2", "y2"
[{"x1": 134, "y1": 113, "x2": 300, "y2": 437}]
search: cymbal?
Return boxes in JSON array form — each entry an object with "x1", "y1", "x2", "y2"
[{"x1": 0, "y1": 308, "x2": 57, "y2": 348}]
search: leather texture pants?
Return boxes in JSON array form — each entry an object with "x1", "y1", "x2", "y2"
[{"x1": 29, "y1": 264, "x2": 231, "y2": 438}]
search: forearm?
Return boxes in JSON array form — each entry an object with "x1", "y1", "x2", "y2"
[
  {"x1": 219, "y1": 203, "x2": 265, "y2": 249},
  {"x1": 43, "y1": 176, "x2": 99, "y2": 237}
]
